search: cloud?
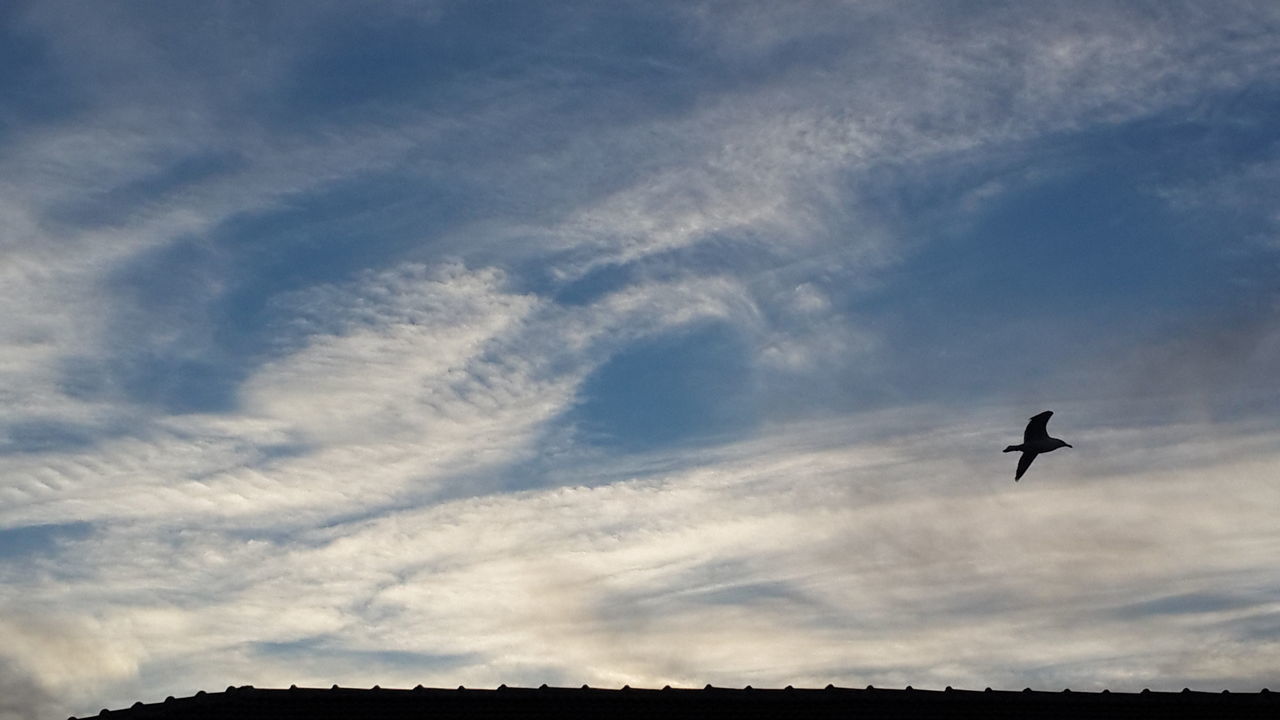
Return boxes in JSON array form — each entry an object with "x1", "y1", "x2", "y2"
[
  {"x1": 4, "y1": 0, "x2": 1275, "y2": 442},
  {"x1": 8, "y1": 410, "x2": 1280, "y2": 717},
  {"x1": 0, "y1": 659, "x2": 58, "y2": 720},
  {"x1": 245, "y1": 264, "x2": 544, "y2": 444},
  {"x1": 0, "y1": 610, "x2": 146, "y2": 720},
  {"x1": 306, "y1": 417, "x2": 1280, "y2": 692},
  {"x1": 0, "y1": 258, "x2": 765, "y2": 532}
]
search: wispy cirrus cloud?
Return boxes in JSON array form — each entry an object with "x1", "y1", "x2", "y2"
[{"x1": 0, "y1": 258, "x2": 761, "y2": 532}]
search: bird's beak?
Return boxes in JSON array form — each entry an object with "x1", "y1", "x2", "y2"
[{"x1": 1065, "y1": 443, "x2": 1073, "y2": 448}]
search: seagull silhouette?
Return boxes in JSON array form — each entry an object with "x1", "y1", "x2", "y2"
[{"x1": 1003, "y1": 410, "x2": 1072, "y2": 481}]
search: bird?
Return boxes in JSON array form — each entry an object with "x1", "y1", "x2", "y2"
[{"x1": 1003, "y1": 410, "x2": 1072, "y2": 481}]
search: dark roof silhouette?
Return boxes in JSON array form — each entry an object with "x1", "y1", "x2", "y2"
[{"x1": 79, "y1": 684, "x2": 1280, "y2": 720}]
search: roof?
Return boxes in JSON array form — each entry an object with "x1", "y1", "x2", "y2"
[{"x1": 80, "y1": 684, "x2": 1280, "y2": 720}]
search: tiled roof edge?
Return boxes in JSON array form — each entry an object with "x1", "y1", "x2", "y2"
[{"x1": 78, "y1": 684, "x2": 1280, "y2": 720}]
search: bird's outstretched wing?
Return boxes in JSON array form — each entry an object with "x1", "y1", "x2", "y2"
[
  {"x1": 1015, "y1": 452, "x2": 1036, "y2": 481},
  {"x1": 1024, "y1": 410, "x2": 1053, "y2": 443}
]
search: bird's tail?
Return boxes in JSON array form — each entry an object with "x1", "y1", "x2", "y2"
[{"x1": 1003, "y1": 445, "x2": 1020, "y2": 453}]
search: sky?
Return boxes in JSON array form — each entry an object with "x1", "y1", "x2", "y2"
[{"x1": 2, "y1": 1, "x2": 1280, "y2": 717}]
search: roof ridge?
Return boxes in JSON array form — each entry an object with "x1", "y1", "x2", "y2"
[{"x1": 79, "y1": 683, "x2": 1280, "y2": 720}]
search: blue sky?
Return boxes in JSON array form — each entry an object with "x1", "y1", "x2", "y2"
[{"x1": 3, "y1": 1, "x2": 1280, "y2": 717}]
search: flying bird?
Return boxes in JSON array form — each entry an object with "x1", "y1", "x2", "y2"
[{"x1": 1003, "y1": 410, "x2": 1072, "y2": 481}]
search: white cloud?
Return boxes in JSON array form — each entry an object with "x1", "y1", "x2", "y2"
[
  {"x1": 0, "y1": 258, "x2": 765, "y2": 532},
  {"x1": 4, "y1": 0, "x2": 1276, "y2": 443},
  {"x1": 7, "y1": 411, "x2": 1280, "y2": 718},
  {"x1": 245, "y1": 264, "x2": 544, "y2": 445},
  {"x1": 0, "y1": 658, "x2": 59, "y2": 720}
]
